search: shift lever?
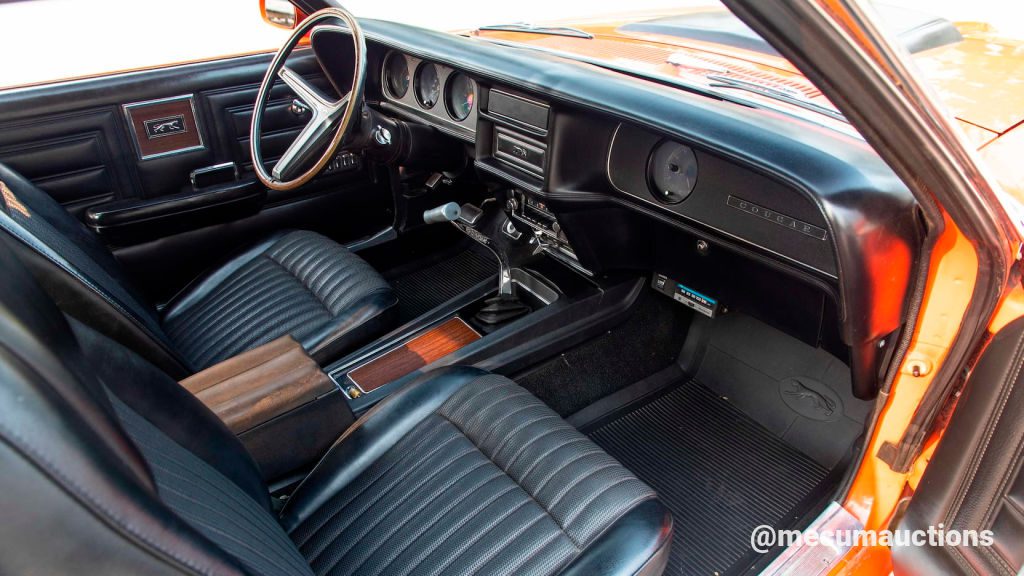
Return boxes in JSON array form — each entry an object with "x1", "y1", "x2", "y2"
[
  {"x1": 423, "y1": 202, "x2": 460, "y2": 224},
  {"x1": 423, "y1": 202, "x2": 512, "y2": 296},
  {"x1": 422, "y1": 202, "x2": 529, "y2": 323}
]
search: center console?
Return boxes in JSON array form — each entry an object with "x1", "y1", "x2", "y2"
[
  {"x1": 313, "y1": 78, "x2": 641, "y2": 418},
  {"x1": 329, "y1": 263, "x2": 562, "y2": 405}
]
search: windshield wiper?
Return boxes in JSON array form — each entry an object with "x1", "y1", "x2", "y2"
[
  {"x1": 705, "y1": 74, "x2": 845, "y2": 122},
  {"x1": 477, "y1": 23, "x2": 593, "y2": 39}
]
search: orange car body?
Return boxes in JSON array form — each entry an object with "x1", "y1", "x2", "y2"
[
  {"x1": 474, "y1": 7, "x2": 1024, "y2": 574},
  {"x1": 472, "y1": 8, "x2": 1024, "y2": 204}
]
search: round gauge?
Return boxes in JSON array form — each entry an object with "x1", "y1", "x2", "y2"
[
  {"x1": 384, "y1": 53, "x2": 409, "y2": 98},
  {"x1": 445, "y1": 73, "x2": 476, "y2": 121},
  {"x1": 647, "y1": 141, "x2": 698, "y2": 204},
  {"x1": 414, "y1": 62, "x2": 441, "y2": 109}
]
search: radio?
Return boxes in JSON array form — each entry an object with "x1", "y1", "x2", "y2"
[
  {"x1": 507, "y1": 190, "x2": 591, "y2": 275},
  {"x1": 520, "y1": 195, "x2": 556, "y2": 228}
]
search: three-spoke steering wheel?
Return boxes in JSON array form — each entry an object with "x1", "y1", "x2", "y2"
[{"x1": 250, "y1": 7, "x2": 366, "y2": 191}]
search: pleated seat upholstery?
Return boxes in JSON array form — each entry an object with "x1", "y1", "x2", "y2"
[
  {"x1": 285, "y1": 372, "x2": 664, "y2": 576},
  {"x1": 0, "y1": 238, "x2": 674, "y2": 576},
  {"x1": 0, "y1": 162, "x2": 396, "y2": 375},
  {"x1": 163, "y1": 230, "x2": 394, "y2": 369}
]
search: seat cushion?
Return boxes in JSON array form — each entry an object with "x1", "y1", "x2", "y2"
[
  {"x1": 0, "y1": 233, "x2": 667, "y2": 576},
  {"x1": 281, "y1": 367, "x2": 673, "y2": 576},
  {"x1": 163, "y1": 230, "x2": 396, "y2": 370}
]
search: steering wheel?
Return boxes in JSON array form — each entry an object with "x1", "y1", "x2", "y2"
[{"x1": 250, "y1": 7, "x2": 366, "y2": 191}]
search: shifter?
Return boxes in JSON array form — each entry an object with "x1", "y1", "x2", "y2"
[{"x1": 423, "y1": 202, "x2": 530, "y2": 324}]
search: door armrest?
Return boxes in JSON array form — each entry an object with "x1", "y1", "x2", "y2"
[{"x1": 85, "y1": 178, "x2": 265, "y2": 244}]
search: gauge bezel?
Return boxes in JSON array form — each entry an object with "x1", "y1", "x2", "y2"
[
  {"x1": 380, "y1": 53, "x2": 478, "y2": 141},
  {"x1": 645, "y1": 139, "x2": 698, "y2": 205},
  {"x1": 413, "y1": 61, "x2": 441, "y2": 109},
  {"x1": 444, "y1": 72, "x2": 476, "y2": 122},
  {"x1": 382, "y1": 52, "x2": 410, "y2": 99}
]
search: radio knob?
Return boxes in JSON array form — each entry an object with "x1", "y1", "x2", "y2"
[
  {"x1": 506, "y1": 197, "x2": 519, "y2": 212},
  {"x1": 551, "y1": 221, "x2": 561, "y2": 234}
]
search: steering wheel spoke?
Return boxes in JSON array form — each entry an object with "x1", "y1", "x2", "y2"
[
  {"x1": 273, "y1": 93, "x2": 351, "y2": 181},
  {"x1": 250, "y1": 7, "x2": 366, "y2": 191},
  {"x1": 278, "y1": 66, "x2": 339, "y2": 117}
]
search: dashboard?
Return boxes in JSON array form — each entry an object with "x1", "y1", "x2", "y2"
[
  {"x1": 377, "y1": 48, "x2": 836, "y2": 278},
  {"x1": 355, "y1": 19, "x2": 922, "y2": 398}
]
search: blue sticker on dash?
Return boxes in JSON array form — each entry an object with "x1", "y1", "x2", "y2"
[{"x1": 676, "y1": 283, "x2": 717, "y2": 305}]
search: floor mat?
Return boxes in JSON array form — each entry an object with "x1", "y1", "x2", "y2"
[
  {"x1": 386, "y1": 248, "x2": 495, "y2": 322},
  {"x1": 692, "y1": 313, "x2": 871, "y2": 469},
  {"x1": 588, "y1": 381, "x2": 829, "y2": 576},
  {"x1": 516, "y1": 290, "x2": 692, "y2": 416}
]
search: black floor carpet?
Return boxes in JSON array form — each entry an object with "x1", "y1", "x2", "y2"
[
  {"x1": 386, "y1": 247, "x2": 495, "y2": 323},
  {"x1": 516, "y1": 291, "x2": 692, "y2": 416},
  {"x1": 589, "y1": 380, "x2": 829, "y2": 576}
]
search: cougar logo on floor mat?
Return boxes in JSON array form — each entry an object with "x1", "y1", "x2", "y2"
[{"x1": 780, "y1": 378, "x2": 840, "y2": 421}]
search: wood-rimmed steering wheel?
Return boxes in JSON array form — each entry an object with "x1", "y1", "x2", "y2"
[{"x1": 250, "y1": 7, "x2": 366, "y2": 191}]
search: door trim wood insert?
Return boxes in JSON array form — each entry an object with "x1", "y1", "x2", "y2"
[
  {"x1": 123, "y1": 94, "x2": 205, "y2": 160},
  {"x1": 347, "y1": 317, "x2": 481, "y2": 394}
]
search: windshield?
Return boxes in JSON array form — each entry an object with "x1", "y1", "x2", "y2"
[
  {"x1": 340, "y1": 0, "x2": 1023, "y2": 134},
  {"x1": 2, "y1": 0, "x2": 1020, "y2": 139}
]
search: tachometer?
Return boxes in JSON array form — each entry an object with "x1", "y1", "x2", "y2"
[
  {"x1": 384, "y1": 53, "x2": 409, "y2": 98},
  {"x1": 445, "y1": 72, "x2": 475, "y2": 121},
  {"x1": 414, "y1": 62, "x2": 440, "y2": 109}
]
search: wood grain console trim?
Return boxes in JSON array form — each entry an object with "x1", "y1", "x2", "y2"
[
  {"x1": 123, "y1": 95, "x2": 204, "y2": 160},
  {"x1": 349, "y1": 317, "x2": 481, "y2": 393},
  {"x1": 180, "y1": 335, "x2": 334, "y2": 435}
]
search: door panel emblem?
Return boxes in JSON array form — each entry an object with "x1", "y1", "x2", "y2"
[{"x1": 144, "y1": 115, "x2": 187, "y2": 139}]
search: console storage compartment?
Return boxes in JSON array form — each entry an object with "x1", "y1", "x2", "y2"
[
  {"x1": 180, "y1": 335, "x2": 352, "y2": 480},
  {"x1": 181, "y1": 335, "x2": 333, "y2": 434}
]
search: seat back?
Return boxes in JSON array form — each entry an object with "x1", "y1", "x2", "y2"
[
  {"x1": 0, "y1": 163, "x2": 189, "y2": 375},
  {"x1": 0, "y1": 240, "x2": 310, "y2": 575}
]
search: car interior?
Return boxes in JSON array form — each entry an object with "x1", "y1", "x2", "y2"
[{"x1": 0, "y1": 6, "x2": 925, "y2": 576}]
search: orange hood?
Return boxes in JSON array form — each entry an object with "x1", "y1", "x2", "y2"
[{"x1": 471, "y1": 7, "x2": 1024, "y2": 149}]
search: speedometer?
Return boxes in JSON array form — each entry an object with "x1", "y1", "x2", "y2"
[
  {"x1": 414, "y1": 62, "x2": 440, "y2": 109},
  {"x1": 445, "y1": 73, "x2": 475, "y2": 121},
  {"x1": 384, "y1": 53, "x2": 409, "y2": 98}
]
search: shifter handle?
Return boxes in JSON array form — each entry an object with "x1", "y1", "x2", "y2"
[{"x1": 423, "y1": 202, "x2": 461, "y2": 224}]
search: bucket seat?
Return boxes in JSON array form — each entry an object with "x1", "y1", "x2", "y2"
[
  {"x1": 0, "y1": 162, "x2": 396, "y2": 376},
  {"x1": 0, "y1": 240, "x2": 672, "y2": 576}
]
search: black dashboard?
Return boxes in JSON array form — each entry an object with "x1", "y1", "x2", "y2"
[
  {"x1": 354, "y1": 19, "x2": 922, "y2": 398},
  {"x1": 371, "y1": 39, "x2": 848, "y2": 281}
]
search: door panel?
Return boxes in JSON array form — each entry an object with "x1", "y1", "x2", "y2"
[
  {"x1": 0, "y1": 49, "x2": 393, "y2": 301},
  {"x1": 893, "y1": 317, "x2": 1024, "y2": 575},
  {"x1": 0, "y1": 108, "x2": 134, "y2": 216}
]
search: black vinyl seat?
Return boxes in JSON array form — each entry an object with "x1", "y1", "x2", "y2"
[
  {"x1": 0, "y1": 242, "x2": 672, "y2": 576},
  {"x1": 0, "y1": 162, "x2": 396, "y2": 375}
]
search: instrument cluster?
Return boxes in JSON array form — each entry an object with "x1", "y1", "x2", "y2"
[{"x1": 381, "y1": 51, "x2": 478, "y2": 136}]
